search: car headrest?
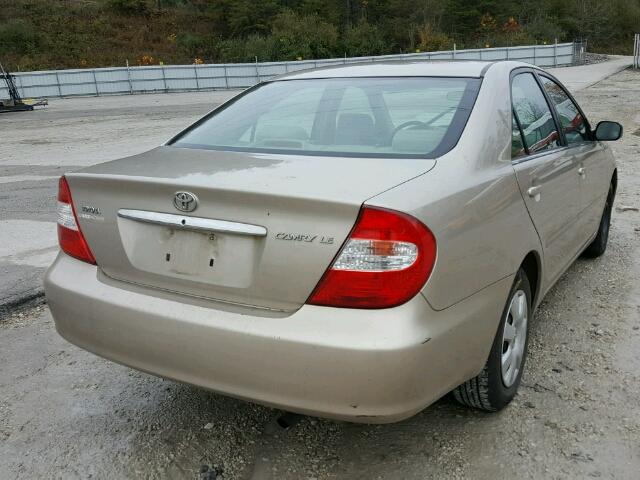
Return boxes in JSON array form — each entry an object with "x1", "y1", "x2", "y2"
[{"x1": 335, "y1": 113, "x2": 376, "y2": 145}]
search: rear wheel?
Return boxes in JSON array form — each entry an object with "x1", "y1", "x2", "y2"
[
  {"x1": 582, "y1": 182, "x2": 614, "y2": 258},
  {"x1": 453, "y1": 269, "x2": 531, "y2": 411}
]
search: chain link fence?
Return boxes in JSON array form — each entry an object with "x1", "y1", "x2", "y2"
[{"x1": 1, "y1": 42, "x2": 577, "y2": 100}]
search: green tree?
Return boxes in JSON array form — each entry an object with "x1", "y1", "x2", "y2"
[
  {"x1": 271, "y1": 9, "x2": 339, "y2": 59},
  {"x1": 343, "y1": 20, "x2": 388, "y2": 56}
]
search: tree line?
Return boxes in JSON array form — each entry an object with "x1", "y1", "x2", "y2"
[{"x1": 0, "y1": 0, "x2": 638, "y2": 70}]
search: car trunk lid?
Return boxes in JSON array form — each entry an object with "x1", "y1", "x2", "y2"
[{"x1": 66, "y1": 146, "x2": 435, "y2": 312}]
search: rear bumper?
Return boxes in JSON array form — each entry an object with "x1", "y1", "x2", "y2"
[{"x1": 44, "y1": 253, "x2": 512, "y2": 423}]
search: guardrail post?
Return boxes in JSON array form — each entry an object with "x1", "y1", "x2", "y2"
[
  {"x1": 54, "y1": 71, "x2": 62, "y2": 97},
  {"x1": 553, "y1": 39, "x2": 558, "y2": 67},
  {"x1": 194, "y1": 64, "x2": 200, "y2": 89},
  {"x1": 254, "y1": 57, "x2": 260, "y2": 84},
  {"x1": 92, "y1": 69, "x2": 99, "y2": 96},
  {"x1": 160, "y1": 65, "x2": 168, "y2": 92},
  {"x1": 126, "y1": 60, "x2": 133, "y2": 94},
  {"x1": 15, "y1": 74, "x2": 23, "y2": 99},
  {"x1": 584, "y1": 39, "x2": 587, "y2": 64}
]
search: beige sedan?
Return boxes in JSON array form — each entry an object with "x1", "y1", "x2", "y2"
[{"x1": 45, "y1": 61, "x2": 622, "y2": 423}]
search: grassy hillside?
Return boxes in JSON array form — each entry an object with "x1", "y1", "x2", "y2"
[{"x1": 0, "y1": 0, "x2": 638, "y2": 71}]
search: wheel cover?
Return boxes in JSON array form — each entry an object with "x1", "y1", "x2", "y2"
[{"x1": 501, "y1": 289, "x2": 528, "y2": 387}]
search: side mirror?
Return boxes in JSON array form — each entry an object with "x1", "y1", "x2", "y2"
[{"x1": 594, "y1": 121, "x2": 623, "y2": 141}]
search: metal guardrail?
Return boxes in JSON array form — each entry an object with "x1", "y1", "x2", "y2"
[
  {"x1": 0, "y1": 42, "x2": 576, "y2": 99},
  {"x1": 634, "y1": 34, "x2": 640, "y2": 69}
]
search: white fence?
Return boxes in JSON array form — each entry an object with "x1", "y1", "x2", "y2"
[{"x1": 1, "y1": 42, "x2": 576, "y2": 99}]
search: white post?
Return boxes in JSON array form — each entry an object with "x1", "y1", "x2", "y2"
[
  {"x1": 254, "y1": 56, "x2": 260, "y2": 84},
  {"x1": 92, "y1": 69, "x2": 99, "y2": 96},
  {"x1": 54, "y1": 71, "x2": 62, "y2": 97},
  {"x1": 160, "y1": 64, "x2": 168, "y2": 92},
  {"x1": 126, "y1": 59, "x2": 133, "y2": 94},
  {"x1": 453, "y1": 43, "x2": 456, "y2": 59},
  {"x1": 553, "y1": 38, "x2": 558, "y2": 67}
]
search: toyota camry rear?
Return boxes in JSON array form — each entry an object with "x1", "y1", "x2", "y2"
[{"x1": 45, "y1": 61, "x2": 618, "y2": 422}]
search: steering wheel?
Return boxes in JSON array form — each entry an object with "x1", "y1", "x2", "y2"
[{"x1": 388, "y1": 120, "x2": 429, "y2": 143}]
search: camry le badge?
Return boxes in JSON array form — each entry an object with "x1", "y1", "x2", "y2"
[{"x1": 173, "y1": 191, "x2": 198, "y2": 212}]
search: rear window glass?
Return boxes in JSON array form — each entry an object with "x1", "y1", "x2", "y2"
[{"x1": 171, "y1": 77, "x2": 481, "y2": 158}]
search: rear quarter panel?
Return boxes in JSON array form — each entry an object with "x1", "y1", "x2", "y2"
[{"x1": 367, "y1": 63, "x2": 542, "y2": 311}]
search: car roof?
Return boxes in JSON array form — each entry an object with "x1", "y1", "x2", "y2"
[{"x1": 272, "y1": 60, "x2": 535, "y2": 81}]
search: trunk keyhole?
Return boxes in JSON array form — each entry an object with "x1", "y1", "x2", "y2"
[
  {"x1": 166, "y1": 253, "x2": 171, "y2": 262},
  {"x1": 209, "y1": 259, "x2": 214, "y2": 267}
]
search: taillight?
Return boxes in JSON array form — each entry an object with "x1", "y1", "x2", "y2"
[
  {"x1": 57, "y1": 176, "x2": 96, "y2": 264},
  {"x1": 307, "y1": 206, "x2": 436, "y2": 309}
]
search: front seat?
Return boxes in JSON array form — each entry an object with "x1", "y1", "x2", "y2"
[{"x1": 335, "y1": 113, "x2": 376, "y2": 145}]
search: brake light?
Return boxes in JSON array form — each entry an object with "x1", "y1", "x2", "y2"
[
  {"x1": 57, "y1": 176, "x2": 96, "y2": 264},
  {"x1": 307, "y1": 206, "x2": 436, "y2": 309}
]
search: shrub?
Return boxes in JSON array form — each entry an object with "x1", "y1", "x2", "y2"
[
  {"x1": 0, "y1": 19, "x2": 40, "y2": 55},
  {"x1": 523, "y1": 16, "x2": 565, "y2": 44},
  {"x1": 217, "y1": 34, "x2": 277, "y2": 62},
  {"x1": 176, "y1": 33, "x2": 215, "y2": 59},
  {"x1": 270, "y1": 9, "x2": 338, "y2": 60},
  {"x1": 106, "y1": 0, "x2": 149, "y2": 15},
  {"x1": 416, "y1": 24, "x2": 453, "y2": 52},
  {"x1": 343, "y1": 20, "x2": 388, "y2": 57}
]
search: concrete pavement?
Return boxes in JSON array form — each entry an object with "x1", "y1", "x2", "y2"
[
  {"x1": 0, "y1": 57, "x2": 633, "y2": 315},
  {"x1": 547, "y1": 55, "x2": 632, "y2": 91}
]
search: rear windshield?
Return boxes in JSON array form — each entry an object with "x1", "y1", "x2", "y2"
[{"x1": 171, "y1": 77, "x2": 481, "y2": 158}]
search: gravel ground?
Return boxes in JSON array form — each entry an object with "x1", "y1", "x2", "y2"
[
  {"x1": 1, "y1": 69, "x2": 640, "y2": 479},
  {"x1": 584, "y1": 53, "x2": 610, "y2": 64}
]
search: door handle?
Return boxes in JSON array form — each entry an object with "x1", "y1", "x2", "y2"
[
  {"x1": 578, "y1": 167, "x2": 586, "y2": 177},
  {"x1": 527, "y1": 186, "x2": 541, "y2": 199}
]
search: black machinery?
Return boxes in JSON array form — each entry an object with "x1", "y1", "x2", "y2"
[{"x1": 0, "y1": 61, "x2": 41, "y2": 113}]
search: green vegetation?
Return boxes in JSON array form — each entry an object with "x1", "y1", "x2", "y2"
[{"x1": 1, "y1": 0, "x2": 638, "y2": 71}]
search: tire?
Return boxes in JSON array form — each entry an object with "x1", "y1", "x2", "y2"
[
  {"x1": 453, "y1": 269, "x2": 531, "y2": 412},
  {"x1": 582, "y1": 182, "x2": 615, "y2": 258}
]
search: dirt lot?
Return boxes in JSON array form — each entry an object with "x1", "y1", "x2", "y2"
[{"x1": 1, "y1": 69, "x2": 640, "y2": 479}]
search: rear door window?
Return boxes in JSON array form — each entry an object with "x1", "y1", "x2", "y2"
[{"x1": 511, "y1": 73, "x2": 561, "y2": 155}]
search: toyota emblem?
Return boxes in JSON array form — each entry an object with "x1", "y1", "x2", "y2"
[{"x1": 173, "y1": 191, "x2": 198, "y2": 212}]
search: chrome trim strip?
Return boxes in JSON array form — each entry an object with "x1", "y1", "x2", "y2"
[{"x1": 117, "y1": 209, "x2": 267, "y2": 237}]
